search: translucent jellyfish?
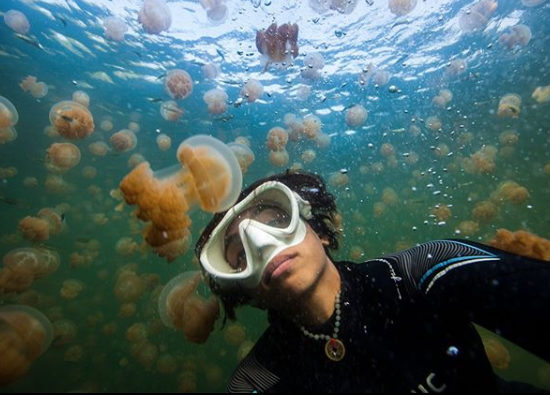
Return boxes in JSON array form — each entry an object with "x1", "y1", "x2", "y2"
[
  {"x1": 20, "y1": 76, "x2": 37, "y2": 92},
  {"x1": 88, "y1": 141, "x2": 110, "y2": 156},
  {"x1": 203, "y1": 88, "x2": 228, "y2": 114},
  {"x1": 104, "y1": 16, "x2": 127, "y2": 41},
  {"x1": 64, "y1": 345, "x2": 84, "y2": 362},
  {"x1": 0, "y1": 305, "x2": 53, "y2": 386},
  {"x1": 499, "y1": 25, "x2": 532, "y2": 50},
  {"x1": 115, "y1": 270, "x2": 145, "y2": 302},
  {"x1": 499, "y1": 130, "x2": 518, "y2": 146},
  {"x1": 139, "y1": 0, "x2": 172, "y2": 34},
  {"x1": 2, "y1": 247, "x2": 59, "y2": 292},
  {"x1": 49, "y1": 101, "x2": 94, "y2": 140},
  {"x1": 444, "y1": 59, "x2": 467, "y2": 78},
  {"x1": 132, "y1": 342, "x2": 158, "y2": 369},
  {"x1": 30, "y1": 82, "x2": 48, "y2": 99},
  {"x1": 199, "y1": 0, "x2": 228, "y2": 24},
  {"x1": 52, "y1": 319, "x2": 78, "y2": 347},
  {"x1": 115, "y1": 237, "x2": 140, "y2": 256},
  {"x1": 432, "y1": 89, "x2": 453, "y2": 108},
  {"x1": 119, "y1": 135, "x2": 242, "y2": 261},
  {"x1": 0, "y1": 127, "x2": 17, "y2": 144},
  {"x1": 18, "y1": 217, "x2": 50, "y2": 242},
  {"x1": 433, "y1": 143, "x2": 450, "y2": 158},
  {"x1": 269, "y1": 149, "x2": 290, "y2": 167},
  {"x1": 389, "y1": 0, "x2": 418, "y2": 16},
  {"x1": 497, "y1": 93, "x2": 521, "y2": 118},
  {"x1": 329, "y1": 172, "x2": 349, "y2": 187},
  {"x1": 72, "y1": 90, "x2": 90, "y2": 107},
  {"x1": 241, "y1": 79, "x2": 264, "y2": 103},
  {"x1": 482, "y1": 336, "x2": 510, "y2": 370},
  {"x1": 255, "y1": 22, "x2": 299, "y2": 71},
  {"x1": 60, "y1": 279, "x2": 84, "y2": 299},
  {"x1": 128, "y1": 153, "x2": 146, "y2": 169},
  {"x1": 489, "y1": 229, "x2": 550, "y2": 261},
  {"x1": 156, "y1": 354, "x2": 177, "y2": 375},
  {"x1": 381, "y1": 187, "x2": 399, "y2": 206},
  {"x1": 296, "y1": 84, "x2": 311, "y2": 100},
  {"x1": 0, "y1": 166, "x2": 17, "y2": 179},
  {"x1": 379, "y1": 143, "x2": 395, "y2": 157},
  {"x1": 235, "y1": 136, "x2": 251, "y2": 147},
  {"x1": 314, "y1": 132, "x2": 331, "y2": 148},
  {"x1": 301, "y1": 53, "x2": 325, "y2": 81},
  {"x1": 128, "y1": 121, "x2": 140, "y2": 133},
  {"x1": 4, "y1": 10, "x2": 30, "y2": 34},
  {"x1": 160, "y1": 100, "x2": 184, "y2": 121},
  {"x1": 301, "y1": 149, "x2": 316, "y2": 163},
  {"x1": 266, "y1": 127, "x2": 289, "y2": 151},
  {"x1": 23, "y1": 176, "x2": 38, "y2": 188},
  {"x1": 224, "y1": 322, "x2": 246, "y2": 345},
  {"x1": 350, "y1": 245, "x2": 365, "y2": 261},
  {"x1": 532, "y1": 85, "x2": 550, "y2": 103},
  {"x1": 458, "y1": 0, "x2": 497, "y2": 33},
  {"x1": 309, "y1": 0, "x2": 359, "y2": 14},
  {"x1": 164, "y1": 69, "x2": 193, "y2": 100},
  {"x1": 157, "y1": 134, "x2": 172, "y2": 151},
  {"x1": 118, "y1": 302, "x2": 136, "y2": 318},
  {"x1": 228, "y1": 142, "x2": 255, "y2": 173},
  {"x1": 99, "y1": 118, "x2": 114, "y2": 132},
  {"x1": 495, "y1": 181, "x2": 529, "y2": 204},
  {"x1": 456, "y1": 220, "x2": 479, "y2": 237},
  {"x1": 158, "y1": 272, "x2": 220, "y2": 344},
  {"x1": 0, "y1": 96, "x2": 19, "y2": 128},
  {"x1": 46, "y1": 142, "x2": 81, "y2": 172},
  {"x1": 358, "y1": 64, "x2": 390, "y2": 87},
  {"x1": 345, "y1": 104, "x2": 368, "y2": 128},
  {"x1": 425, "y1": 115, "x2": 442, "y2": 131},
  {"x1": 431, "y1": 204, "x2": 452, "y2": 222},
  {"x1": 82, "y1": 166, "x2": 97, "y2": 179},
  {"x1": 110, "y1": 129, "x2": 137, "y2": 152},
  {"x1": 303, "y1": 114, "x2": 322, "y2": 138}
]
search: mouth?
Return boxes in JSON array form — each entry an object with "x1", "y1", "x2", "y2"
[{"x1": 262, "y1": 252, "x2": 298, "y2": 286}]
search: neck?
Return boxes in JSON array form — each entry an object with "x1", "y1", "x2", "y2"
[{"x1": 283, "y1": 258, "x2": 341, "y2": 328}]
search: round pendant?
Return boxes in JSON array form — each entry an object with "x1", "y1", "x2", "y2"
[{"x1": 324, "y1": 338, "x2": 345, "y2": 362}]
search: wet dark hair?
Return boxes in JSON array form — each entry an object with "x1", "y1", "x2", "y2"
[{"x1": 195, "y1": 169, "x2": 341, "y2": 322}]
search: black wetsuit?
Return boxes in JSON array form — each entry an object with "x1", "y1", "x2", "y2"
[{"x1": 228, "y1": 239, "x2": 550, "y2": 392}]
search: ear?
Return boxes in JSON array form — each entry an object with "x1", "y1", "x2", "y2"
[{"x1": 321, "y1": 238, "x2": 330, "y2": 247}]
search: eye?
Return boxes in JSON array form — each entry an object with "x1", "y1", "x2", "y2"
[{"x1": 233, "y1": 250, "x2": 247, "y2": 272}]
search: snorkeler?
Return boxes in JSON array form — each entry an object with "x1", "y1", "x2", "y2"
[{"x1": 195, "y1": 170, "x2": 550, "y2": 392}]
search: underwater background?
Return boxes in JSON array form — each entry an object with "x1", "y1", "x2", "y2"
[{"x1": 0, "y1": 0, "x2": 549, "y2": 392}]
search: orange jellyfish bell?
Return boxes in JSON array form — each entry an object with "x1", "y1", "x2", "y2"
[
  {"x1": 119, "y1": 135, "x2": 242, "y2": 261},
  {"x1": 49, "y1": 100, "x2": 94, "y2": 140},
  {"x1": 158, "y1": 271, "x2": 219, "y2": 344},
  {"x1": 255, "y1": 22, "x2": 299, "y2": 71}
]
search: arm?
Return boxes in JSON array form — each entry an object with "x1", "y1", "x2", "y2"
[{"x1": 383, "y1": 239, "x2": 550, "y2": 362}]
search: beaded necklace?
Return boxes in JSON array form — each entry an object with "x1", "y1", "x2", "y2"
[{"x1": 298, "y1": 291, "x2": 345, "y2": 362}]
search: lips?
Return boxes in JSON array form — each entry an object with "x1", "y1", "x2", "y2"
[{"x1": 262, "y1": 252, "x2": 297, "y2": 285}]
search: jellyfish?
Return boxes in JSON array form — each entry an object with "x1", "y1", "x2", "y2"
[
  {"x1": 379, "y1": 143, "x2": 395, "y2": 157},
  {"x1": 224, "y1": 322, "x2": 246, "y2": 346},
  {"x1": 49, "y1": 100, "x2": 94, "y2": 140},
  {"x1": 72, "y1": 90, "x2": 90, "y2": 107},
  {"x1": 164, "y1": 69, "x2": 193, "y2": 100},
  {"x1": 266, "y1": 127, "x2": 289, "y2": 151},
  {"x1": 115, "y1": 237, "x2": 140, "y2": 257},
  {"x1": 495, "y1": 181, "x2": 529, "y2": 204},
  {"x1": 52, "y1": 319, "x2": 78, "y2": 347},
  {"x1": 160, "y1": 100, "x2": 184, "y2": 121},
  {"x1": 431, "y1": 204, "x2": 452, "y2": 222},
  {"x1": 269, "y1": 149, "x2": 290, "y2": 167},
  {"x1": 255, "y1": 22, "x2": 299, "y2": 71},
  {"x1": 118, "y1": 303, "x2": 137, "y2": 318},
  {"x1": 432, "y1": 89, "x2": 453, "y2": 108},
  {"x1": 46, "y1": 142, "x2": 81, "y2": 172},
  {"x1": 329, "y1": 172, "x2": 349, "y2": 188},
  {"x1": 199, "y1": 0, "x2": 228, "y2": 24},
  {"x1": 444, "y1": 58, "x2": 468, "y2": 78},
  {"x1": 301, "y1": 149, "x2": 316, "y2": 163},
  {"x1": 3, "y1": 10, "x2": 30, "y2": 34},
  {"x1": 30, "y1": 82, "x2": 48, "y2": 99},
  {"x1": 60, "y1": 279, "x2": 84, "y2": 299},
  {"x1": 458, "y1": 0, "x2": 497, "y2": 33},
  {"x1": 456, "y1": 220, "x2": 479, "y2": 237},
  {"x1": 104, "y1": 16, "x2": 127, "y2": 41},
  {"x1": 296, "y1": 84, "x2": 311, "y2": 100},
  {"x1": 532, "y1": 85, "x2": 550, "y2": 103},
  {"x1": 489, "y1": 229, "x2": 550, "y2": 261},
  {"x1": 100, "y1": 118, "x2": 114, "y2": 132},
  {"x1": 241, "y1": 79, "x2": 264, "y2": 103},
  {"x1": 119, "y1": 135, "x2": 242, "y2": 261},
  {"x1": 381, "y1": 188, "x2": 399, "y2": 206},
  {"x1": 23, "y1": 177, "x2": 38, "y2": 188},
  {"x1": 309, "y1": 0, "x2": 358, "y2": 14},
  {"x1": 128, "y1": 153, "x2": 146, "y2": 169},
  {"x1": 388, "y1": 0, "x2": 417, "y2": 16},
  {"x1": 18, "y1": 208, "x2": 64, "y2": 242},
  {"x1": 499, "y1": 130, "x2": 518, "y2": 146},
  {"x1": 303, "y1": 114, "x2": 322, "y2": 139},
  {"x1": 157, "y1": 354, "x2": 177, "y2": 375},
  {"x1": 0, "y1": 96, "x2": 19, "y2": 129},
  {"x1": 497, "y1": 93, "x2": 521, "y2": 118},
  {"x1": 110, "y1": 129, "x2": 137, "y2": 152},
  {"x1": 228, "y1": 142, "x2": 255, "y2": 173},
  {"x1": 0, "y1": 305, "x2": 53, "y2": 386},
  {"x1": 345, "y1": 104, "x2": 368, "y2": 128},
  {"x1": 157, "y1": 134, "x2": 172, "y2": 151},
  {"x1": 158, "y1": 272, "x2": 220, "y2": 344},
  {"x1": 425, "y1": 116, "x2": 442, "y2": 132},
  {"x1": 88, "y1": 141, "x2": 110, "y2": 156},
  {"x1": 139, "y1": 0, "x2": 171, "y2": 34},
  {"x1": 301, "y1": 53, "x2": 325, "y2": 81},
  {"x1": 314, "y1": 132, "x2": 331, "y2": 149},
  {"x1": 203, "y1": 88, "x2": 228, "y2": 114},
  {"x1": 499, "y1": 25, "x2": 532, "y2": 50},
  {"x1": 128, "y1": 121, "x2": 140, "y2": 133},
  {"x1": 0, "y1": 127, "x2": 17, "y2": 145},
  {"x1": 2, "y1": 247, "x2": 59, "y2": 290}
]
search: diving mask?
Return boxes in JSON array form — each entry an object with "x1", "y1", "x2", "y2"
[{"x1": 199, "y1": 181, "x2": 312, "y2": 290}]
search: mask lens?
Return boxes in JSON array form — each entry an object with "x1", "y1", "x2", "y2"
[{"x1": 224, "y1": 203, "x2": 291, "y2": 271}]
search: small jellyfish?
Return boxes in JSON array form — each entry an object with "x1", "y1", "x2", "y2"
[
  {"x1": 500, "y1": 24, "x2": 532, "y2": 50},
  {"x1": 104, "y1": 16, "x2": 127, "y2": 41},
  {"x1": 202, "y1": 62, "x2": 220, "y2": 79},
  {"x1": 497, "y1": 93, "x2": 521, "y2": 118},
  {"x1": 88, "y1": 141, "x2": 111, "y2": 156},
  {"x1": 223, "y1": 322, "x2": 246, "y2": 346},
  {"x1": 128, "y1": 121, "x2": 140, "y2": 133},
  {"x1": 115, "y1": 237, "x2": 140, "y2": 256},
  {"x1": 532, "y1": 85, "x2": 550, "y2": 103},
  {"x1": 0, "y1": 96, "x2": 19, "y2": 129},
  {"x1": 82, "y1": 166, "x2": 97, "y2": 179},
  {"x1": 0, "y1": 127, "x2": 17, "y2": 145},
  {"x1": 241, "y1": 79, "x2": 264, "y2": 103},
  {"x1": 72, "y1": 91, "x2": 90, "y2": 107},
  {"x1": 157, "y1": 134, "x2": 172, "y2": 151},
  {"x1": 301, "y1": 149, "x2": 316, "y2": 163},
  {"x1": 46, "y1": 142, "x2": 81, "y2": 172},
  {"x1": 432, "y1": 89, "x2": 453, "y2": 108},
  {"x1": 388, "y1": 0, "x2": 418, "y2": 16},
  {"x1": 379, "y1": 143, "x2": 395, "y2": 157},
  {"x1": 345, "y1": 104, "x2": 368, "y2": 128},
  {"x1": 158, "y1": 272, "x2": 220, "y2": 344},
  {"x1": 156, "y1": 354, "x2": 177, "y2": 375},
  {"x1": 444, "y1": 59, "x2": 467, "y2": 78},
  {"x1": 303, "y1": 114, "x2": 322, "y2": 139},
  {"x1": 425, "y1": 115, "x2": 442, "y2": 131},
  {"x1": 295, "y1": 85, "x2": 311, "y2": 100},
  {"x1": 115, "y1": 270, "x2": 145, "y2": 303},
  {"x1": 199, "y1": 0, "x2": 228, "y2": 24},
  {"x1": 4, "y1": 10, "x2": 30, "y2": 34},
  {"x1": 60, "y1": 279, "x2": 84, "y2": 299},
  {"x1": 110, "y1": 129, "x2": 137, "y2": 152},
  {"x1": 269, "y1": 149, "x2": 290, "y2": 167},
  {"x1": 255, "y1": 22, "x2": 299, "y2": 71},
  {"x1": 301, "y1": 53, "x2": 325, "y2": 81},
  {"x1": 139, "y1": 0, "x2": 172, "y2": 34},
  {"x1": 49, "y1": 100, "x2": 94, "y2": 140},
  {"x1": 203, "y1": 88, "x2": 228, "y2": 114},
  {"x1": 160, "y1": 100, "x2": 184, "y2": 121},
  {"x1": 99, "y1": 118, "x2": 114, "y2": 132},
  {"x1": 266, "y1": 127, "x2": 289, "y2": 151},
  {"x1": 127, "y1": 153, "x2": 146, "y2": 169},
  {"x1": 228, "y1": 142, "x2": 255, "y2": 173},
  {"x1": 164, "y1": 69, "x2": 193, "y2": 100},
  {"x1": 458, "y1": 0, "x2": 497, "y2": 33},
  {"x1": 328, "y1": 172, "x2": 349, "y2": 188}
]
